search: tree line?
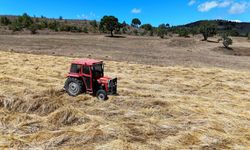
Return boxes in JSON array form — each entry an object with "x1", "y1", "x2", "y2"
[{"x1": 0, "y1": 13, "x2": 249, "y2": 47}]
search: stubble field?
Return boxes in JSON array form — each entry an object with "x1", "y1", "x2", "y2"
[{"x1": 0, "y1": 49, "x2": 250, "y2": 149}]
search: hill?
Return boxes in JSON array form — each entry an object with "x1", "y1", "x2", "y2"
[
  {"x1": 182, "y1": 20, "x2": 250, "y2": 36},
  {"x1": 1, "y1": 14, "x2": 250, "y2": 37}
]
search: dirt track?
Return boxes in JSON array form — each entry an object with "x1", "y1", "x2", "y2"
[{"x1": 0, "y1": 34, "x2": 249, "y2": 70}]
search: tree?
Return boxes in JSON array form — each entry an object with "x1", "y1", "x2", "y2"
[
  {"x1": 48, "y1": 20, "x2": 59, "y2": 31},
  {"x1": 59, "y1": 16, "x2": 63, "y2": 20},
  {"x1": 199, "y1": 21, "x2": 217, "y2": 41},
  {"x1": 190, "y1": 27, "x2": 199, "y2": 36},
  {"x1": 140, "y1": 24, "x2": 153, "y2": 31},
  {"x1": 178, "y1": 28, "x2": 189, "y2": 37},
  {"x1": 18, "y1": 13, "x2": 33, "y2": 28},
  {"x1": 122, "y1": 21, "x2": 127, "y2": 27},
  {"x1": 9, "y1": 20, "x2": 23, "y2": 32},
  {"x1": 83, "y1": 27, "x2": 88, "y2": 33},
  {"x1": 157, "y1": 24, "x2": 168, "y2": 39},
  {"x1": 222, "y1": 34, "x2": 233, "y2": 49},
  {"x1": 0, "y1": 16, "x2": 11, "y2": 25},
  {"x1": 90, "y1": 20, "x2": 98, "y2": 28},
  {"x1": 39, "y1": 19, "x2": 48, "y2": 29},
  {"x1": 166, "y1": 24, "x2": 170, "y2": 28},
  {"x1": 99, "y1": 16, "x2": 120, "y2": 37},
  {"x1": 121, "y1": 21, "x2": 128, "y2": 34},
  {"x1": 29, "y1": 24, "x2": 38, "y2": 34},
  {"x1": 131, "y1": 18, "x2": 141, "y2": 28}
]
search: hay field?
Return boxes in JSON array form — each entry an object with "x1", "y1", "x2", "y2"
[{"x1": 0, "y1": 51, "x2": 250, "y2": 149}]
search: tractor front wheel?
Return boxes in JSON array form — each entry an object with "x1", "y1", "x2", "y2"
[
  {"x1": 96, "y1": 90, "x2": 107, "y2": 101},
  {"x1": 64, "y1": 77, "x2": 84, "y2": 96}
]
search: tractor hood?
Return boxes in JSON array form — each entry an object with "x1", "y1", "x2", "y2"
[
  {"x1": 97, "y1": 77, "x2": 117, "y2": 95},
  {"x1": 97, "y1": 77, "x2": 112, "y2": 84}
]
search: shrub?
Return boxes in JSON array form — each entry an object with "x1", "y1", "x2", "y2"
[
  {"x1": 140, "y1": 24, "x2": 153, "y2": 35},
  {"x1": 90, "y1": 20, "x2": 98, "y2": 28},
  {"x1": 157, "y1": 24, "x2": 168, "y2": 39},
  {"x1": 248, "y1": 32, "x2": 250, "y2": 40},
  {"x1": 0, "y1": 16, "x2": 11, "y2": 25},
  {"x1": 228, "y1": 29, "x2": 239, "y2": 36},
  {"x1": 178, "y1": 28, "x2": 189, "y2": 37},
  {"x1": 222, "y1": 34, "x2": 233, "y2": 49},
  {"x1": 133, "y1": 29, "x2": 138, "y2": 36},
  {"x1": 18, "y1": 13, "x2": 33, "y2": 28},
  {"x1": 70, "y1": 26, "x2": 81, "y2": 32},
  {"x1": 149, "y1": 30, "x2": 154, "y2": 36},
  {"x1": 82, "y1": 27, "x2": 88, "y2": 33},
  {"x1": 48, "y1": 20, "x2": 59, "y2": 31},
  {"x1": 59, "y1": 25, "x2": 71, "y2": 32},
  {"x1": 190, "y1": 27, "x2": 199, "y2": 36},
  {"x1": 122, "y1": 27, "x2": 127, "y2": 34},
  {"x1": 39, "y1": 19, "x2": 48, "y2": 29},
  {"x1": 140, "y1": 31, "x2": 147, "y2": 36},
  {"x1": 9, "y1": 20, "x2": 23, "y2": 32},
  {"x1": 29, "y1": 24, "x2": 38, "y2": 34}
]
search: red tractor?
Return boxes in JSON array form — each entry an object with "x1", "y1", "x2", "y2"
[{"x1": 64, "y1": 59, "x2": 117, "y2": 100}]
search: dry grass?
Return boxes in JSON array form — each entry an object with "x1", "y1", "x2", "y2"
[{"x1": 0, "y1": 51, "x2": 250, "y2": 149}]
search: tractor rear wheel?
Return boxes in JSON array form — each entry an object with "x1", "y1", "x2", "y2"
[
  {"x1": 64, "y1": 77, "x2": 84, "y2": 96},
  {"x1": 96, "y1": 89, "x2": 107, "y2": 101}
]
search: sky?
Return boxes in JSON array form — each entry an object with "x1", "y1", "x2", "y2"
[{"x1": 0, "y1": 0, "x2": 250, "y2": 26}]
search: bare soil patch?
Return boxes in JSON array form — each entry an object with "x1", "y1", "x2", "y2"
[{"x1": 0, "y1": 35, "x2": 249, "y2": 70}]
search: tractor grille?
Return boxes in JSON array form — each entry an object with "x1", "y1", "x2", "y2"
[{"x1": 108, "y1": 78, "x2": 117, "y2": 95}]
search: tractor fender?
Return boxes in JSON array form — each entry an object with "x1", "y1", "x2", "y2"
[{"x1": 67, "y1": 73, "x2": 81, "y2": 78}]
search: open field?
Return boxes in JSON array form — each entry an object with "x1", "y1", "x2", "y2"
[
  {"x1": 0, "y1": 34, "x2": 250, "y2": 70},
  {"x1": 0, "y1": 51, "x2": 250, "y2": 149}
]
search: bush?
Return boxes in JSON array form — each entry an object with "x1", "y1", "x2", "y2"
[
  {"x1": 48, "y1": 20, "x2": 59, "y2": 31},
  {"x1": 82, "y1": 27, "x2": 88, "y2": 33},
  {"x1": 190, "y1": 27, "x2": 199, "y2": 36},
  {"x1": 39, "y1": 19, "x2": 48, "y2": 29},
  {"x1": 228, "y1": 29, "x2": 239, "y2": 36},
  {"x1": 70, "y1": 26, "x2": 81, "y2": 32},
  {"x1": 248, "y1": 32, "x2": 250, "y2": 40},
  {"x1": 18, "y1": 13, "x2": 33, "y2": 28},
  {"x1": 59, "y1": 25, "x2": 71, "y2": 32},
  {"x1": 178, "y1": 28, "x2": 189, "y2": 37},
  {"x1": 140, "y1": 30, "x2": 147, "y2": 36},
  {"x1": 59, "y1": 25, "x2": 82, "y2": 33},
  {"x1": 222, "y1": 35, "x2": 233, "y2": 49},
  {"x1": 140, "y1": 24, "x2": 153, "y2": 31},
  {"x1": 9, "y1": 20, "x2": 23, "y2": 32},
  {"x1": 90, "y1": 20, "x2": 98, "y2": 28},
  {"x1": 29, "y1": 24, "x2": 38, "y2": 34},
  {"x1": 133, "y1": 29, "x2": 138, "y2": 36},
  {"x1": 122, "y1": 27, "x2": 127, "y2": 34},
  {"x1": 157, "y1": 24, "x2": 168, "y2": 39},
  {"x1": 0, "y1": 16, "x2": 11, "y2": 25},
  {"x1": 149, "y1": 30, "x2": 154, "y2": 36}
]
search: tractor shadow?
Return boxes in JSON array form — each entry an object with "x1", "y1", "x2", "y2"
[
  {"x1": 212, "y1": 46, "x2": 250, "y2": 56},
  {"x1": 105, "y1": 35, "x2": 126, "y2": 38}
]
